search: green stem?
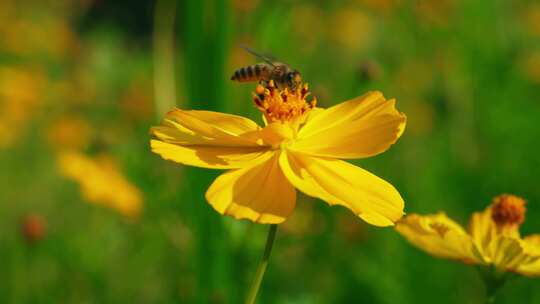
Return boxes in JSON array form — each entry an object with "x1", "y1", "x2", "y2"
[
  {"x1": 152, "y1": 0, "x2": 177, "y2": 116},
  {"x1": 477, "y1": 266, "x2": 507, "y2": 304},
  {"x1": 485, "y1": 283, "x2": 498, "y2": 304},
  {"x1": 245, "y1": 224, "x2": 278, "y2": 304}
]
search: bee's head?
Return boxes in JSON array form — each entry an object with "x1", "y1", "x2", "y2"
[{"x1": 286, "y1": 70, "x2": 302, "y2": 89}]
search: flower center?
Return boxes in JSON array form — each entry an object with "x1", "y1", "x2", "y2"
[
  {"x1": 491, "y1": 194, "x2": 527, "y2": 227},
  {"x1": 252, "y1": 80, "x2": 317, "y2": 124}
]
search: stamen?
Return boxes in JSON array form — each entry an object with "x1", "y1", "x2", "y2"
[
  {"x1": 491, "y1": 194, "x2": 527, "y2": 227},
  {"x1": 252, "y1": 81, "x2": 316, "y2": 124}
]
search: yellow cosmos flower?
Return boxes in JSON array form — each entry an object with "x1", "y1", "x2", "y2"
[
  {"x1": 150, "y1": 81, "x2": 406, "y2": 226},
  {"x1": 396, "y1": 194, "x2": 540, "y2": 276},
  {"x1": 58, "y1": 151, "x2": 143, "y2": 219},
  {"x1": 0, "y1": 66, "x2": 45, "y2": 148}
]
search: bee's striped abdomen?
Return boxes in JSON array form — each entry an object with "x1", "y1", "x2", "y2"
[{"x1": 231, "y1": 64, "x2": 270, "y2": 82}]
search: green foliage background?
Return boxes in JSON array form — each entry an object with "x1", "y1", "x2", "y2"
[{"x1": 1, "y1": 0, "x2": 540, "y2": 303}]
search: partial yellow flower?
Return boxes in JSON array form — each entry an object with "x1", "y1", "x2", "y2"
[
  {"x1": 396, "y1": 194, "x2": 540, "y2": 276},
  {"x1": 58, "y1": 151, "x2": 143, "y2": 219},
  {"x1": 151, "y1": 81, "x2": 406, "y2": 226}
]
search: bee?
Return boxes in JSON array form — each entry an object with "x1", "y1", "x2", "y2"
[{"x1": 231, "y1": 46, "x2": 302, "y2": 90}]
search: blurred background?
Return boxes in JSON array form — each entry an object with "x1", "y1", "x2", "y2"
[{"x1": 1, "y1": 0, "x2": 540, "y2": 303}]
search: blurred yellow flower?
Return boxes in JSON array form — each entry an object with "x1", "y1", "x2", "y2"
[
  {"x1": 396, "y1": 194, "x2": 540, "y2": 276},
  {"x1": 328, "y1": 9, "x2": 374, "y2": 53},
  {"x1": 355, "y1": 0, "x2": 401, "y2": 14},
  {"x1": 290, "y1": 5, "x2": 324, "y2": 52},
  {"x1": 0, "y1": 66, "x2": 45, "y2": 148},
  {"x1": 0, "y1": 12, "x2": 78, "y2": 58},
  {"x1": 151, "y1": 82, "x2": 406, "y2": 226},
  {"x1": 393, "y1": 59, "x2": 433, "y2": 98},
  {"x1": 58, "y1": 151, "x2": 143, "y2": 219}
]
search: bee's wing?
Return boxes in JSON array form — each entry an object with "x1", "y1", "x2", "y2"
[{"x1": 240, "y1": 45, "x2": 279, "y2": 67}]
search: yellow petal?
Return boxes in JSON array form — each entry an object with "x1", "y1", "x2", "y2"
[
  {"x1": 151, "y1": 109, "x2": 273, "y2": 169},
  {"x1": 517, "y1": 235, "x2": 540, "y2": 276},
  {"x1": 523, "y1": 235, "x2": 540, "y2": 255},
  {"x1": 469, "y1": 207, "x2": 520, "y2": 261},
  {"x1": 469, "y1": 209, "x2": 498, "y2": 260},
  {"x1": 172, "y1": 109, "x2": 261, "y2": 133},
  {"x1": 279, "y1": 150, "x2": 404, "y2": 226},
  {"x1": 205, "y1": 152, "x2": 296, "y2": 224},
  {"x1": 150, "y1": 140, "x2": 272, "y2": 169},
  {"x1": 293, "y1": 91, "x2": 406, "y2": 159},
  {"x1": 254, "y1": 122, "x2": 294, "y2": 147},
  {"x1": 468, "y1": 208, "x2": 540, "y2": 272},
  {"x1": 395, "y1": 213, "x2": 479, "y2": 261},
  {"x1": 489, "y1": 237, "x2": 532, "y2": 271},
  {"x1": 151, "y1": 108, "x2": 263, "y2": 146}
]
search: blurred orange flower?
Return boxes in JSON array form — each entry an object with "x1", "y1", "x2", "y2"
[
  {"x1": 232, "y1": 0, "x2": 259, "y2": 13},
  {"x1": 396, "y1": 194, "x2": 540, "y2": 276},
  {"x1": 47, "y1": 117, "x2": 93, "y2": 151},
  {"x1": 414, "y1": 0, "x2": 455, "y2": 27},
  {"x1": 58, "y1": 151, "x2": 143, "y2": 219},
  {"x1": 520, "y1": 52, "x2": 540, "y2": 85},
  {"x1": 151, "y1": 82, "x2": 406, "y2": 226},
  {"x1": 524, "y1": 4, "x2": 540, "y2": 38},
  {"x1": 21, "y1": 214, "x2": 47, "y2": 244},
  {"x1": 120, "y1": 79, "x2": 154, "y2": 121}
]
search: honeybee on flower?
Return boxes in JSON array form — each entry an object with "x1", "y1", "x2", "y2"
[
  {"x1": 230, "y1": 46, "x2": 302, "y2": 90},
  {"x1": 151, "y1": 75, "x2": 406, "y2": 226}
]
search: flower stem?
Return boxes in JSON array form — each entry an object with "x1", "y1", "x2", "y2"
[
  {"x1": 245, "y1": 224, "x2": 278, "y2": 304},
  {"x1": 152, "y1": 0, "x2": 177, "y2": 117},
  {"x1": 477, "y1": 266, "x2": 507, "y2": 304},
  {"x1": 485, "y1": 284, "x2": 498, "y2": 304}
]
